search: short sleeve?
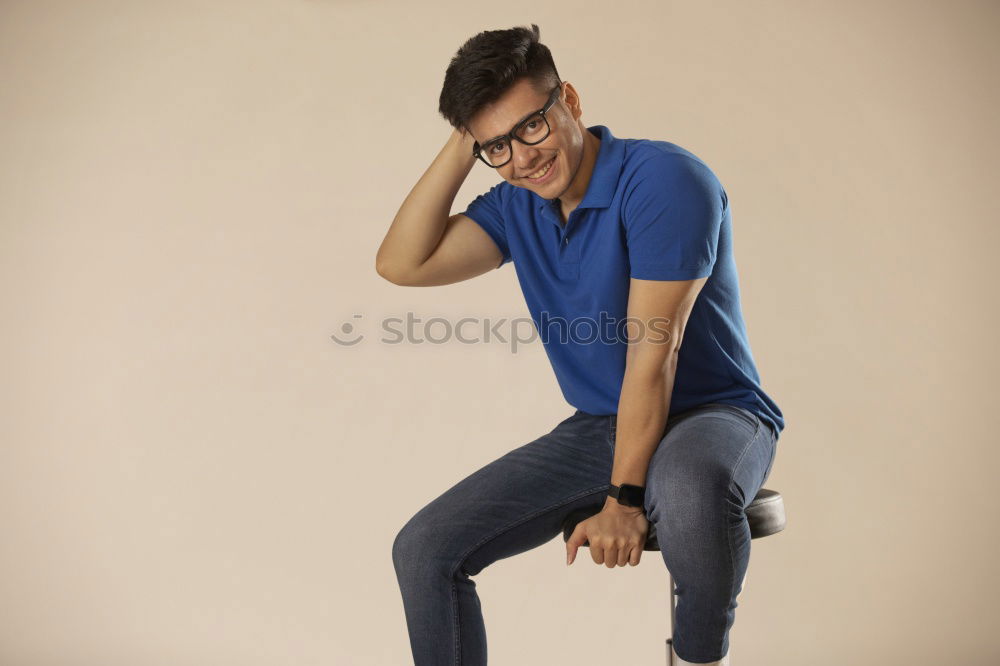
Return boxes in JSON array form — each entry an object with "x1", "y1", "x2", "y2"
[
  {"x1": 622, "y1": 155, "x2": 725, "y2": 280},
  {"x1": 460, "y1": 183, "x2": 512, "y2": 268}
]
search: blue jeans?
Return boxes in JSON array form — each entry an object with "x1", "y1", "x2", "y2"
[{"x1": 392, "y1": 402, "x2": 779, "y2": 665}]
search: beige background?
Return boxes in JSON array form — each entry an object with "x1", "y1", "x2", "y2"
[{"x1": 2, "y1": 1, "x2": 997, "y2": 664}]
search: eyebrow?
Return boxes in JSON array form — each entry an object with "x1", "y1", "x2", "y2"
[{"x1": 481, "y1": 105, "x2": 544, "y2": 145}]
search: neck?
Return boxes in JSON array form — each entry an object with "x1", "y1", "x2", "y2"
[{"x1": 557, "y1": 128, "x2": 601, "y2": 213}]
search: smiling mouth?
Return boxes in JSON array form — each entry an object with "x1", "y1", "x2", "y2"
[{"x1": 524, "y1": 156, "x2": 556, "y2": 181}]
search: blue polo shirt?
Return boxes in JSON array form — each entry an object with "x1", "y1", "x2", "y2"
[{"x1": 460, "y1": 124, "x2": 784, "y2": 435}]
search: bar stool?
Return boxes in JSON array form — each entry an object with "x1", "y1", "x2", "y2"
[{"x1": 561, "y1": 487, "x2": 786, "y2": 665}]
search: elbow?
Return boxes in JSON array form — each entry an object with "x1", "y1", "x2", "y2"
[
  {"x1": 375, "y1": 259, "x2": 399, "y2": 284},
  {"x1": 374, "y1": 248, "x2": 396, "y2": 282},
  {"x1": 375, "y1": 243, "x2": 413, "y2": 284},
  {"x1": 375, "y1": 259, "x2": 411, "y2": 286}
]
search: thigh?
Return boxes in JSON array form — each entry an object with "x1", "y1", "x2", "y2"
[
  {"x1": 643, "y1": 403, "x2": 776, "y2": 517},
  {"x1": 396, "y1": 410, "x2": 613, "y2": 576}
]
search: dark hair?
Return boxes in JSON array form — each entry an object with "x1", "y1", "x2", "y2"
[{"x1": 438, "y1": 23, "x2": 562, "y2": 134}]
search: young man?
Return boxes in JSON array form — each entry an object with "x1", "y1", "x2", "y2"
[{"x1": 377, "y1": 24, "x2": 784, "y2": 666}]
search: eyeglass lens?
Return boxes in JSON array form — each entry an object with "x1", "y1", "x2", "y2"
[{"x1": 480, "y1": 114, "x2": 550, "y2": 167}]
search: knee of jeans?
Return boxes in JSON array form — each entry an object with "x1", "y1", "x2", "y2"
[
  {"x1": 391, "y1": 518, "x2": 439, "y2": 580},
  {"x1": 393, "y1": 507, "x2": 477, "y2": 586},
  {"x1": 645, "y1": 453, "x2": 735, "y2": 523}
]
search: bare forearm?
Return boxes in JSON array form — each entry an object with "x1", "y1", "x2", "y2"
[
  {"x1": 607, "y1": 357, "x2": 678, "y2": 495},
  {"x1": 376, "y1": 128, "x2": 476, "y2": 276}
]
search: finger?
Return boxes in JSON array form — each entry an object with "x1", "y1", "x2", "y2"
[
  {"x1": 566, "y1": 526, "x2": 586, "y2": 565},
  {"x1": 617, "y1": 545, "x2": 630, "y2": 567},
  {"x1": 567, "y1": 524, "x2": 587, "y2": 549},
  {"x1": 629, "y1": 545, "x2": 641, "y2": 566},
  {"x1": 604, "y1": 545, "x2": 617, "y2": 568}
]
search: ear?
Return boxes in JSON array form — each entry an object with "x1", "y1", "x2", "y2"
[{"x1": 560, "y1": 81, "x2": 583, "y2": 121}]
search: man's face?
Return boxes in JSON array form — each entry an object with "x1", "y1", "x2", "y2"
[{"x1": 466, "y1": 77, "x2": 587, "y2": 200}]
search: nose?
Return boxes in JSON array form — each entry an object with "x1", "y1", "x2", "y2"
[{"x1": 510, "y1": 141, "x2": 543, "y2": 172}]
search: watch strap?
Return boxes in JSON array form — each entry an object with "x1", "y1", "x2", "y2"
[{"x1": 608, "y1": 483, "x2": 646, "y2": 508}]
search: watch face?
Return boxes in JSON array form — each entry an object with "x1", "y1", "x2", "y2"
[{"x1": 619, "y1": 484, "x2": 645, "y2": 507}]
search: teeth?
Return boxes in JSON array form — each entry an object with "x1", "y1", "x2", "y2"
[{"x1": 528, "y1": 158, "x2": 554, "y2": 179}]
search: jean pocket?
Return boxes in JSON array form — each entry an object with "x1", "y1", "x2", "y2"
[{"x1": 761, "y1": 435, "x2": 778, "y2": 485}]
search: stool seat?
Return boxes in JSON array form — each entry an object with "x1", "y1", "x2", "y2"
[{"x1": 561, "y1": 487, "x2": 786, "y2": 551}]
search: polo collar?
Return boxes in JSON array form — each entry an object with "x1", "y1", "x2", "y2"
[{"x1": 534, "y1": 124, "x2": 625, "y2": 211}]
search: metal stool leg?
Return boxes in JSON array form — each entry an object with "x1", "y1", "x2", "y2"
[{"x1": 666, "y1": 573, "x2": 676, "y2": 665}]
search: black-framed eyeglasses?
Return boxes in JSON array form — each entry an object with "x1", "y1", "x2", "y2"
[{"x1": 471, "y1": 82, "x2": 562, "y2": 168}]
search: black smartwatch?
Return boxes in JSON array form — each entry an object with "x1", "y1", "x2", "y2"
[{"x1": 608, "y1": 483, "x2": 646, "y2": 508}]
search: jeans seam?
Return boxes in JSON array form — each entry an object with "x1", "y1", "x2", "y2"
[
  {"x1": 719, "y1": 416, "x2": 761, "y2": 660},
  {"x1": 449, "y1": 483, "x2": 610, "y2": 665},
  {"x1": 451, "y1": 580, "x2": 460, "y2": 665}
]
